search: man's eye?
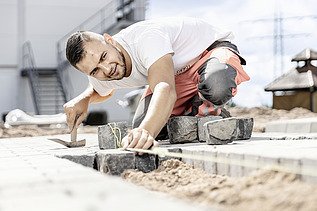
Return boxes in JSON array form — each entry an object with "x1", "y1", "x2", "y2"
[
  {"x1": 92, "y1": 69, "x2": 98, "y2": 76},
  {"x1": 102, "y1": 53, "x2": 107, "y2": 60}
]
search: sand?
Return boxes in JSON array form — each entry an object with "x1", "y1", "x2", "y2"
[{"x1": 123, "y1": 159, "x2": 317, "y2": 211}]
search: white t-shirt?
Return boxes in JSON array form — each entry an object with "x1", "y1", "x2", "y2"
[{"x1": 89, "y1": 17, "x2": 234, "y2": 96}]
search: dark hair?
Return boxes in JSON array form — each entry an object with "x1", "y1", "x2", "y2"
[{"x1": 65, "y1": 31, "x2": 90, "y2": 68}]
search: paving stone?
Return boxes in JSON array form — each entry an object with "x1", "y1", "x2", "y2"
[
  {"x1": 301, "y1": 158, "x2": 317, "y2": 183},
  {"x1": 167, "y1": 116, "x2": 198, "y2": 144},
  {"x1": 192, "y1": 150, "x2": 205, "y2": 170},
  {"x1": 157, "y1": 147, "x2": 182, "y2": 165},
  {"x1": 279, "y1": 158, "x2": 302, "y2": 180},
  {"x1": 228, "y1": 153, "x2": 244, "y2": 177},
  {"x1": 135, "y1": 153, "x2": 156, "y2": 173},
  {"x1": 237, "y1": 118, "x2": 254, "y2": 140},
  {"x1": 98, "y1": 122, "x2": 128, "y2": 149},
  {"x1": 181, "y1": 148, "x2": 194, "y2": 167},
  {"x1": 216, "y1": 152, "x2": 230, "y2": 176},
  {"x1": 257, "y1": 156, "x2": 280, "y2": 168},
  {"x1": 204, "y1": 117, "x2": 238, "y2": 145},
  {"x1": 242, "y1": 154, "x2": 260, "y2": 176},
  {"x1": 96, "y1": 150, "x2": 135, "y2": 176},
  {"x1": 286, "y1": 121, "x2": 312, "y2": 133},
  {"x1": 202, "y1": 150, "x2": 217, "y2": 175},
  {"x1": 57, "y1": 154, "x2": 96, "y2": 168},
  {"x1": 197, "y1": 116, "x2": 222, "y2": 142}
]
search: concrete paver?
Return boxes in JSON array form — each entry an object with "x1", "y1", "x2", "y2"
[
  {"x1": 0, "y1": 135, "x2": 207, "y2": 211},
  {"x1": 265, "y1": 117, "x2": 317, "y2": 133}
]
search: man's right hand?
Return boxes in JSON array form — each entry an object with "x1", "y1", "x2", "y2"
[{"x1": 63, "y1": 96, "x2": 90, "y2": 132}]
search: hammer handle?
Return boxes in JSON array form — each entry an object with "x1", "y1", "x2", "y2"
[{"x1": 71, "y1": 128, "x2": 77, "y2": 142}]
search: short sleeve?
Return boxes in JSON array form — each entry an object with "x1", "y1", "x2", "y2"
[
  {"x1": 137, "y1": 29, "x2": 174, "y2": 72},
  {"x1": 88, "y1": 76, "x2": 113, "y2": 96}
]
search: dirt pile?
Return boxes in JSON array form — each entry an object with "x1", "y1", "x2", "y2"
[{"x1": 123, "y1": 159, "x2": 317, "y2": 211}]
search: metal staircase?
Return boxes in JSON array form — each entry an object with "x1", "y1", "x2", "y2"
[{"x1": 22, "y1": 41, "x2": 67, "y2": 114}]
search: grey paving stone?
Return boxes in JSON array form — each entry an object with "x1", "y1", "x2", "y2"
[
  {"x1": 167, "y1": 116, "x2": 198, "y2": 144},
  {"x1": 228, "y1": 153, "x2": 244, "y2": 177},
  {"x1": 203, "y1": 150, "x2": 217, "y2": 175},
  {"x1": 301, "y1": 158, "x2": 317, "y2": 183},
  {"x1": 181, "y1": 148, "x2": 194, "y2": 167},
  {"x1": 243, "y1": 154, "x2": 260, "y2": 176},
  {"x1": 197, "y1": 116, "x2": 222, "y2": 142},
  {"x1": 279, "y1": 158, "x2": 302, "y2": 180},
  {"x1": 216, "y1": 152, "x2": 230, "y2": 176},
  {"x1": 135, "y1": 153, "x2": 156, "y2": 173},
  {"x1": 192, "y1": 150, "x2": 205, "y2": 170},
  {"x1": 98, "y1": 122, "x2": 128, "y2": 149},
  {"x1": 57, "y1": 154, "x2": 96, "y2": 168},
  {"x1": 204, "y1": 117, "x2": 238, "y2": 145},
  {"x1": 157, "y1": 147, "x2": 182, "y2": 165},
  {"x1": 97, "y1": 150, "x2": 135, "y2": 176},
  {"x1": 237, "y1": 118, "x2": 254, "y2": 140}
]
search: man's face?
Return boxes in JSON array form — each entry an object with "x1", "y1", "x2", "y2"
[{"x1": 76, "y1": 34, "x2": 127, "y2": 81}]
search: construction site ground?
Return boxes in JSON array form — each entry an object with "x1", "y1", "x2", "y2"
[{"x1": 1, "y1": 107, "x2": 317, "y2": 211}]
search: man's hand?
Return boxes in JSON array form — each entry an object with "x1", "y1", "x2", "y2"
[
  {"x1": 121, "y1": 128, "x2": 159, "y2": 155},
  {"x1": 63, "y1": 96, "x2": 90, "y2": 132}
]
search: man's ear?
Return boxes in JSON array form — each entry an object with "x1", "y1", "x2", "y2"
[{"x1": 103, "y1": 33, "x2": 115, "y2": 45}]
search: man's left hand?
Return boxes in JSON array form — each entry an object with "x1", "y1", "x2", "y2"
[{"x1": 121, "y1": 128, "x2": 159, "y2": 155}]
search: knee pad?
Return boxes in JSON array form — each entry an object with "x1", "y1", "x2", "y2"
[{"x1": 198, "y1": 58, "x2": 237, "y2": 106}]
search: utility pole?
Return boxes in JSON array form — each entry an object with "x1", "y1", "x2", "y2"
[{"x1": 242, "y1": 3, "x2": 316, "y2": 78}]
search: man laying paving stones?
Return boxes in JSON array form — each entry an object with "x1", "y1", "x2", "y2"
[{"x1": 64, "y1": 17, "x2": 250, "y2": 151}]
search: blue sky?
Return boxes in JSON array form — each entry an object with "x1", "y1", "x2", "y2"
[{"x1": 146, "y1": 0, "x2": 317, "y2": 107}]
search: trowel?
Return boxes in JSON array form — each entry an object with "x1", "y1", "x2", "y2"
[{"x1": 48, "y1": 128, "x2": 86, "y2": 148}]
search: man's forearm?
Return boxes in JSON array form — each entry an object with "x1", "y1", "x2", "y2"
[{"x1": 139, "y1": 82, "x2": 177, "y2": 138}]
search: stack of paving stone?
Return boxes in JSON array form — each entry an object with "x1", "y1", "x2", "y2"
[{"x1": 97, "y1": 116, "x2": 253, "y2": 175}]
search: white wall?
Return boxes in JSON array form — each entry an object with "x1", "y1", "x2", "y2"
[
  {"x1": 0, "y1": 0, "x2": 19, "y2": 114},
  {"x1": 0, "y1": 0, "x2": 114, "y2": 115}
]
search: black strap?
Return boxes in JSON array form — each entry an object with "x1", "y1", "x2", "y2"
[{"x1": 207, "y1": 41, "x2": 246, "y2": 65}]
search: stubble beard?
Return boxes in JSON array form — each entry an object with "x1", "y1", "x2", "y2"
[{"x1": 112, "y1": 50, "x2": 126, "y2": 81}]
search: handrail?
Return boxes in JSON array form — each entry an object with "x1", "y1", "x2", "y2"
[{"x1": 22, "y1": 41, "x2": 40, "y2": 114}]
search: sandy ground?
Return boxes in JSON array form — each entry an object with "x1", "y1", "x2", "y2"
[
  {"x1": 123, "y1": 159, "x2": 317, "y2": 211},
  {"x1": 1, "y1": 106, "x2": 316, "y2": 138}
]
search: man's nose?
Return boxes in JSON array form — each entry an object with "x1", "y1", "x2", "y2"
[{"x1": 99, "y1": 63, "x2": 110, "y2": 71}]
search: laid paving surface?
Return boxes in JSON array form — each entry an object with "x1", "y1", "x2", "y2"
[
  {"x1": 0, "y1": 134, "x2": 207, "y2": 211},
  {"x1": 1, "y1": 131, "x2": 317, "y2": 210}
]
